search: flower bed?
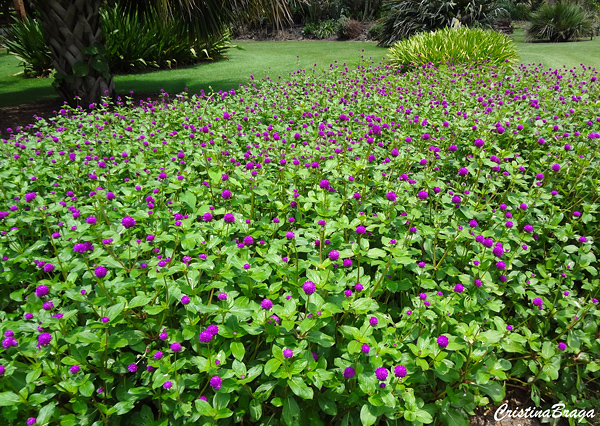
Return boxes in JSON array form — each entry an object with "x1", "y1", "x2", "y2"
[{"x1": 0, "y1": 59, "x2": 599, "y2": 425}]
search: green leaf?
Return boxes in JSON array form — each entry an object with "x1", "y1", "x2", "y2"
[
  {"x1": 282, "y1": 396, "x2": 300, "y2": 426},
  {"x1": 195, "y1": 399, "x2": 213, "y2": 417},
  {"x1": 473, "y1": 381, "x2": 505, "y2": 404},
  {"x1": 360, "y1": 404, "x2": 378, "y2": 426},
  {"x1": 129, "y1": 295, "x2": 152, "y2": 309},
  {"x1": 106, "y1": 302, "x2": 125, "y2": 321},
  {"x1": 91, "y1": 57, "x2": 109, "y2": 73},
  {"x1": 287, "y1": 376, "x2": 313, "y2": 400},
  {"x1": 366, "y1": 248, "x2": 387, "y2": 259},
  {"x1": 181, "y1": 191, "x2": 197, "y2": 211},
  {"x1": 264, "y1": 359, "x2": 282, "y2": 376},
  {"x1": 0, "y1": 392, "x2": 21, "y2": 406},
  {"x1": 230, "y1": 341, "x2": 245, "y2": 360},
  {"x1": 79, "y1": 381, "x2": 95, "y2": 397},
  {"x1": 249, "y1": 400, "x2": 262, "y2": 421},
  {"x1": 77, "y1": 331, "x2": 100, "y2": 344},
  {"x1": 37, "y1": 402, "x2": 57, "y2": 424},
  {"x1": 306, "y1": 331, "x2": 335, "y2": 347},
  {"x1": 72, "y1": 61, "x2": 89, "y2": 77}
]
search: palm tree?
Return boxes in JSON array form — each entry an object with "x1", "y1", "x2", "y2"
[{"x1": 30, "y1": 0, "x2": 295, "y2": 107}]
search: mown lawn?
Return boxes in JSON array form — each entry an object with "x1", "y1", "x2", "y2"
[{"x1": 0, "y1": 29, "x2": 599, "y2": 108}]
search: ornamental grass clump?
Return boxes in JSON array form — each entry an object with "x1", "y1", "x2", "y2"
[
  {"x1": 388, "y1": 26, "x2": 518, "y2": 70},
  {"x1": 0, "y1": 57, "x2": 599, "y2": 425}
]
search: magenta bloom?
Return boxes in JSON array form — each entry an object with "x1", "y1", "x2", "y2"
[
  {"x1": 558, "y1": 342, "x2": 567, "y2": 351},
  {"x1": 170, "y1": 342, "x2": 182, "y2": 352},
  {"x1": 35, "y1": 285, "x2": 49, "y2": 298},
  {"x1": 343, "y1": 367, "x2": 356, "y2": 378},
  {"x1": 454, "y1": 284, "x2": 464, "y2": 293},
  {"x1": 224, "y1": 213, "x2": 235, "y2": 223},
  {"x1": 181, "y1": 295, "x2": 190, "y2": 305},
  {"x1": 261, "y1": 299, "x2": 273, "y2": 310},
  {"x1": 329, "y1": 250, "x2": 339, "y2": 261},
  {"x1": 24, "y1": 192, "x2": 37, "y2": 203},
  {"x1": 386, "y1": 192, "x2": 397, "y2": 201},
  {"x1": 533, "y1": 297, "x2": 543, "y2": 310},
  {"x1": 163, "y1": 381, "x2": 173, "y2": 390},
  {"x1": 222, "y1": 190, "x2": 231, "y2": 199},
  {"x1": 418, "y1": 191, "x2": 428, "y2": 200},
  {"x1": 128, "y1": 363, "x2": 138, "y2": 373},
  {"x1": 121, "y1": 216, "x2": 136, "y2": 228},
  {"x1": 69, "y1": 365, "x2": 81, "y2": 374},
  {"x1": 523, "y1": 224, "x2": 534, "y2": 233},
  {"x1": 361, "y1": 343, "x2": 370, "y2": 354},
  {"x1": 369, "y1": 316, "x2": 378, "y2": 326},
  {"x1": 302, "y1": 281, "x2": 316, "y2": 295},
  {"x1": 283, "y1": 348, "x2": 293, "y2": 359},
  {"x1": 94, "y1": 266, "x2": 107, "y2": 278},
  {"x1": 343, "y1": 258, "x2": 352, "y2": 267},
  {"x1": 356, "y1": 225, "x2": 366, "y2": 234},
  {"x1": 551, "y1": 163, "x2": 561, "y2": 172},
  {"x1": 375, "y1": 367, "x2": 388, "y2": 381},
  {"x1": 394, "y1": 365, "x2": 407, "y2": 378},
  {"x1": 37, "y1": 332, "x2": 52, "y2": 347},
  {"x1": 210, "y1": 376, "x2": 223, "y2": 390},
  {"x1": 458, "y1": 167, "x2": 469, "y2": 176},
  {"x1": 437, "y1": 335, "x2": 449, "y2": 348},
  {"x1": 199, "y1": 331, "x2": 213, "y2": 343}
]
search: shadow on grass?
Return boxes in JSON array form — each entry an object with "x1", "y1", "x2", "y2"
[
  {"x1": 115, "y1": 77, "x2": 248, "y2": 98},
  {"x1": 0, "y1": 84, "x2": 57, "y2": 108}
]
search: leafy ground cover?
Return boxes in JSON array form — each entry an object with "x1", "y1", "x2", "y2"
[{"x1": 0, "y1": 55, "x2": 599, "y2": 425}]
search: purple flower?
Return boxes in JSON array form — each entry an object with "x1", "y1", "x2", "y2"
[
  {"x1": 218, "y1": 292, "x2": 227, "y2": 300},
  {"x1": 369, "y1": 316, "x2": 378, "y2": 326},
  {"x1": 42, "y1": 301, "x2": 54, "y2": 310},
  {"x1": 27, "y1": 418, "x2": 36, "y2": 426},
  {"x1": 302, "y1": 281, "x2": 316, "y2": 295},
  {"x1": 319, "y1": 179, "x2": 330, "y2": 189},
  {"x1": 437, "y1": 335, "x2": 449, "y2": 348},
  {"x1": 469, "y1": 220, "x2": 478, "y2": 228},
  {"x1": 199, "y1": 331, "x2": 213, "y2": 343},
  {"x1": 454, "y1": 284, "x2": 464, "y2": 293},
  {"x1": 285, "y1": 231, "x2": 295, "y2": 240},
  {"x1": 474, "y1": 138, "x2": 485, "y2": 148},
  {"x1": 101, "y1": 316, "x2": 109, "y2": 323},
  {"x1": 153, "y1": 351, "x2": 164, "y2": 359},
  {"x1": 38, "y1": 332, "x2": 52, "y2": 347},
  {"x1": 128, "y1": 363, "x2": 138, "y2": 373},
  {"x1": 207, "y1": 325, "x2": 219, "y2": 335},
  {"x1": 35, "y1": 285, "x2": 49, "y2": 298},
  {"x1": 163, "y1": 381, "x2": 173, "y2": 390},
  {"x1": 210, "y1": 376, "x2": 223, "y2": 390},
  {"x1": 261, "y1": 299, "x2": 273, "y2": 310},
  {"x1": 452, "y1": 195, "x2": 462, "y2": 204},
  {"x1": 181, "y1": 295, "x2": 190, "y2": 305},
  {"x1": 579, "y1": 236, "x2": 588, "y2": 243},
  {"x1": 343, "y1": 367, "x2": 356, "y2": 378},
  {"x1": 70, "y1": 365, "x2": 80, "y2": 374},
  {"x1": 329, "y1": 250, "x2": 339, "y2": 261},
  {"x1": 496, "y1": 261, "x2": 506, "y2": 270},
  {"x1": 523, "y1": 224, "x2": 533, "y2": 233},
  {"x1": 375, "y1": 367, "x2": 388, "y2": 381},
  {"x1": 356, "y1": 225, "x2": 366, "y2": 234},
  {"x1": 361, "y1": 343, "x2": 370, "y2": 354},
  {"x1": 394, "y1": 365, "x2": 407, "y2": 378},
  {"x1": 222, "y1": 190, "x2": 231, "y2": 199},
  {"x1": 418, "y1": 191, "x2": 428, "y2": 200},
  {"x1": 343, "y1": 258, "x2": 352, "y2": 267},
  {"x1": 532, "y1": 297, "x2": 543, "y2": 310},
  {"x1": 170, "y1": 342, "x2": 182, "y2": 352},
  {"x1": 458, "y1": 167, "x2": 469, "y2": 176},
  {"x1": 224, "y1": 213, "x2": 235, "y2": 223},
  {"x1": 25, "y1": 192, "x2": 37, "y2": 203},
  {"x1": 94, "y1": 266, "x2": 107, "y2": 278},
  {"x1": 283, "y1": 348, "x2": 293, "y2": 359},
  {"x1": 121, "y1": 216, "x2": 136, "y2": 228},
  {"x1": 558, "y1": 342, "x2": 567, "y2": 351},
  {"x1": 551, "y1": 163, "x2": 561, "y2": 172},
  {"x1": 386, "y1": 192, "x2": 397, "y2": 201}
]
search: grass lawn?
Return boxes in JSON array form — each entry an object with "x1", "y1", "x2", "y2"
[{"x1": 1, "y1": 31, "x2": 599, "y2": 108}]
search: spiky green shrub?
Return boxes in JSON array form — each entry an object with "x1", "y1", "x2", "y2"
[
  {"x1": 0, "y1": 4, "x2": 232, "y2": 78},
  {"x1": 388, "y1": 26, "x2": 518, "y2": 69},
  {"x1": 1, "y1": 17, "x2": 52, "y2": 77},
  {"x1": 302, "y1": 19, "x2": 337, "y2": 38},
  {"x1": 100, "y1": 4, "x2": 232, "y2": 73},
  {"x1": 526, "y1": 1, "x2": 596, "y2": 42},
  {"x1": 378, "y1": 0, "x2": 509, "y2": 47}
]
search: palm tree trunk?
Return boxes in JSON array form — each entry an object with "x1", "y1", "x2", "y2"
[
  {"x1": 35, "y1": 0, "x2": 116, "y2": 107},
  {"x1": 13, "y1": 0, "x2": 26, "y2": 21}
]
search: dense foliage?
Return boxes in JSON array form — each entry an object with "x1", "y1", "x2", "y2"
[
  {"x1": 526, "y1": 0, "x2": 597, "y2": 42},
  {"x1": 388, "y1": 27, "x2": 518, "y2": 69},
  {"x1": 377, "y1": 0, "x2": 509, "y2": 46},
  {"x1": 0, "y1": 4, "x2": 233, "y2": 78},
  {"x1": 0, "y1": 56, "x2": 599, "y2": 426}
]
